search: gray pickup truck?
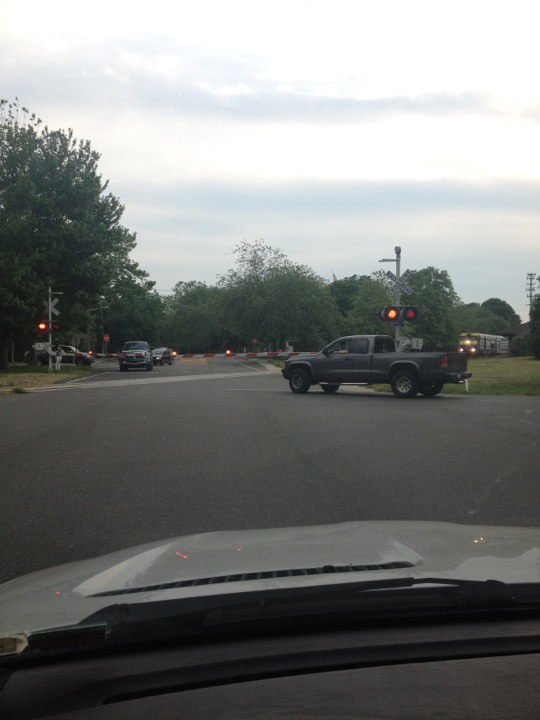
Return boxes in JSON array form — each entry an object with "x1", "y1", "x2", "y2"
[{"x1": 281, "y1": 335, "x2": 471, "y2": 398}]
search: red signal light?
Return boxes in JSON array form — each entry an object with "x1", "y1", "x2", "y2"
[
  {"x1": 379, "y1": 306, "x2": 400, "y2": 322},
  {"x1": 379, "y1": 306, "x2": 418, "y2": 323},
  {"x1": 37, "y1": 321, "x2": 48, "y2": 332},
  {"x1": 403, "y1": 306, "x2": 418, "y2": 322}
]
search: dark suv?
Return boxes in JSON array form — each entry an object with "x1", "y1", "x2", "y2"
[{"x1": 118, "y1": 341, "x2": 153, "y2": 372}]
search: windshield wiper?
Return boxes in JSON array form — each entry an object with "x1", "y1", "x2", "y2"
[{"x1": 5, "y1": 578, "x2": 540, "y2": 661}]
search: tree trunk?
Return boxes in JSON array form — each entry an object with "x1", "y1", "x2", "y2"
[{"x1": 0, "y1": 337, "x2": 10, "y2": 372}]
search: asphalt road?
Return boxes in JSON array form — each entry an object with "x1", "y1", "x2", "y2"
[{"x1": 1, "y1": 357, "x2": 539, "y2": 584}]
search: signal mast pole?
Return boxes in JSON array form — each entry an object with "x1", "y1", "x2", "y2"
[{"x1": 379, "y1": 246, "x2": 402, "y2": 343}]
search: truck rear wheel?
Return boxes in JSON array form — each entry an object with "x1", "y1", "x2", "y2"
[
  {"x1": 289, "y1": 368, "x2": 311, "y2": 394},
  {"x1": 391, "y1": 370, "x2": 419, "y2": 398}
]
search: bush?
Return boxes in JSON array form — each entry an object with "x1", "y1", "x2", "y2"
[
  {"x1": 530, "y1": 297, "x2": 540, "y2": 359},
  {"x1": 509, "y1": 334, "x2": 530, "y2": 356}
]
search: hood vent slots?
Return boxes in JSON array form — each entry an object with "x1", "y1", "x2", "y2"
[{"x1": 90, "y1": 560, "x2": 414, "y2": 597}]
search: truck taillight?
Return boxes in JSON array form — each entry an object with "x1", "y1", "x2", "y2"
[{"x1": 441, "y1": 355, "x2": 448, "y2": 368}]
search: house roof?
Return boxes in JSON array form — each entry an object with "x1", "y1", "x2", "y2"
[{"x1": 498, "y1": 322, "x2": 530, "y2": 336}]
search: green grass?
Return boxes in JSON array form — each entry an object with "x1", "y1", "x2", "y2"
[
  {"x1": 441, "y1": 356, "x2": 540, "y2": 395},
  {"x1": 371, "y1": 355, "x2": 540, "y2": 395},
  {"x1": 0, "y1": 364, "x2": 92, "y2": 396}
]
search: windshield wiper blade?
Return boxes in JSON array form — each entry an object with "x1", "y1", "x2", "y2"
[
  {"x1": 6, "y1": 578, "x2": 538, "y2": 662},
  {"x1": 81, "y1": 576, "x2": 532, "y2": 632}
]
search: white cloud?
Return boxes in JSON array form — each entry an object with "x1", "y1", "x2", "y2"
[{"x1": 2, "y1": 0, "x2": 540, "y2": 321}]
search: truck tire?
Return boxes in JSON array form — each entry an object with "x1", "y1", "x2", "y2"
[
  {"x1": 321, "y1": 384, "x2": 340, "y2": 393},
  {"x1": 289, "y1": 368, "x2": 311, "y2": 394},
  {"x1": 391, "y1": 370, "x2": 419, "y2": 398},
  {"x1": 419, "y1": 381, "x2": 444, "y2": 397}
]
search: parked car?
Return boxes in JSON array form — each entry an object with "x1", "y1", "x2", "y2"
[
  {"x1": 34, "y1": 344, "x2": 95, "y2": 367},
  {"x1": 118, "y1": 341, "x2": 153, "y2": 371},
  {"x1": 152, "y1": 347, "x2": 174, "y2": 365}
]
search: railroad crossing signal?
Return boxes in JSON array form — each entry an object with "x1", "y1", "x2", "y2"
[
  {"x1": 386, "y1": 269, "x2": 413, "y2": 297},
  {"x1": 43, "y1": 297, "x2": 60, "y2": 316},
  {"x1": 379, "y1": 306, "x2": 400, "y2": 322},
  {"x1": 37, "y1": 321, "x2": 61, "y2": 332},
  {"x1": 379, "y1": 306, "x2": 418, "y2": 325}
]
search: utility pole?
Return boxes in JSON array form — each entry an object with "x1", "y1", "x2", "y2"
[
  {"x1": 526, "y1": 273, "x2": 537, "y2": 318},
  {"x1": 88, "y1": 303, "x2": 109, "y2": 356}
]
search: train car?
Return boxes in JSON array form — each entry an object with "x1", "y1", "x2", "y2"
[{"x1": 458, "y1": 333, "x2": 509, "y2": 357}]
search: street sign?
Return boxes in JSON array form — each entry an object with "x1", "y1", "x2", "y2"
[
  {"x1": 103, "y1": 334, "x2": 110, "y2": 343},
  {"x1": 43, "y1": 298, "x2": 60, "y2": 316},
  {"x1": 386, "y1": 269, "x2": 412, "y2": 295}
]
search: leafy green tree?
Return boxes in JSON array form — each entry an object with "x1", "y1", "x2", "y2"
[
  {"x1": 256, "y1": 266, "x2": 339, "y2": 351},
  {"x1": 102, "y1": 279, "x2": 165, "y2": 351},
  {"x1": 218, "y1": 239, "x2": 340, "y2": 350},
  {"x1": 453, "y1": 303, "x2": 505, "y2": 335},
  {"x1": 329, "y1": 275, "x2": 368, "y2": 322},
  {"x1": 529, "y1": 296, "x2": 540, "y2": 359},
  {"x1": 481, "y1": 298, "x2": 521, "y2": 328},
  {"x1": 509, "y1": 334, "x2": 530, "y2": 357},
  {"x1": 164, "y1": 281, "x2": 225, "y2": 353},
  {"x1": 348, "y1": 273, "x2": 395, "y2": 334},
  {"x1": 404, "y1": 267, "x2": 460, "y2": 349},
  {"x1": 0, "y1": 98, "x2": 142, "y2": 368}
]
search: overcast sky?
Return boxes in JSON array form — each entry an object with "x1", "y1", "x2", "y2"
[{"x1": 2, "y1": 0, "x2": 539, "y2": 321}]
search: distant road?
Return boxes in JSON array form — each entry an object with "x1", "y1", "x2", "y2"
[{"x1": 1, "y1": 359, "x2": 539, "y2": 583}]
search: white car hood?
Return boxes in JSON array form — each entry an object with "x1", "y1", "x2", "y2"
[{"x1": 1, "y1": 520, "x2": 540, "y2": 640}]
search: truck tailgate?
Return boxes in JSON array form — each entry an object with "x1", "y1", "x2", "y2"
[{"x1": 446, "y1": 352, "x2": 469, "y2": 374}]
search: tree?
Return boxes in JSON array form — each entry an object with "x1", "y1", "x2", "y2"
[
  {"x1": 257, "y1": 266, "x2": 339, "y2": 350},
  {"x1": 329, "y1": 275, "x2": 368, "y2": 322},
  {"x1": 529, "y1": 296, "x2": 540, "y2": 359},
  {"x1": 0, "y1": 99, "x2": 142, "y2": 368},
  {"x1": 481, "y1": 298, "x2": 521, "y2": 328},
  {"x1": 509, "y1": 334, "x2": 530, "y2": 357},
  {"x1": 218, "y1": 239, "x2": 340, "y2": 350},
  {"x1": 103, "y1": 278, "x2": 165, "y2": 351},
  {"x1": 404, "y1": 267, "x2": 460, "y2": 349},
  {"x1": 164, "y1": 281, "x2": 225, "y2": 353},
  {"x1": 348, "y1": 273, "x2": 395, "y2": 334},
  {"x1": 453, "y1": 303, "x2": 505, "y2": 335}
]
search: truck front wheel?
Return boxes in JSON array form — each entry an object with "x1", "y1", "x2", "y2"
[
  {"x1": 391, "y1": 370, "x2": 419, "y2": 398},
  {"x1": 289, "y1": 368, "x2": 311, "y2": 394}
]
